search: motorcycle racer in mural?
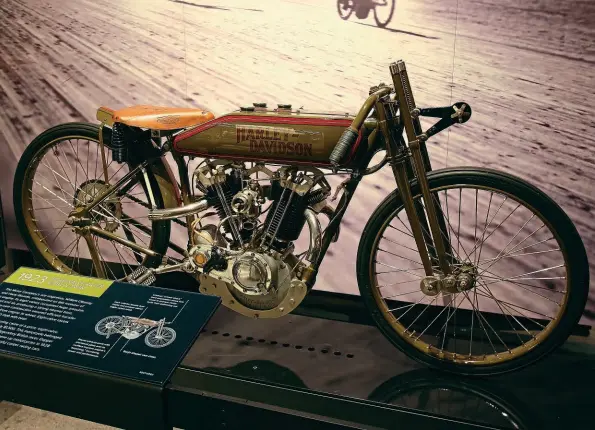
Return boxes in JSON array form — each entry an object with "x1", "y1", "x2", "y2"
[
  {"x1": 337, "y1": 0, "x2": 396, "y2": 28},
  {"x1": 14, "y1": 60, "x2": 589, "y2": 375}
]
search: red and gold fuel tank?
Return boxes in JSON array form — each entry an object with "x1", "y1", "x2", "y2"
[{"x1": 173, "y1": 104, "x2": 362, "y2": 166}]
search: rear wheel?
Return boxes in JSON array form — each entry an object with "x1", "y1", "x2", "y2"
[
  {"x1": 95, "y1": 316, "x2": 124, "y2": 336},
  {"x1": 357, "y1": 168, "x2": 588, "y2": 375},
  {"x1": 13, "y1": 123, "x2": 171, "y2": 280}
]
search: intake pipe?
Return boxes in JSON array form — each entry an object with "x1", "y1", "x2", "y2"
[
  {"x1": 304, "y1": 208, "x2": 322, "y2": 263},
  {"x1": 148, "y1": 198, "x2": 210, "y2": 221}
]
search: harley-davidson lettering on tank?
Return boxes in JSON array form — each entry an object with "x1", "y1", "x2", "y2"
[
  {"x1": 236, "y1": 124, "x2": 319, "y2": 157},
  {"x1": 173, "y1": 111, "x2": 358, "y2": 164}
]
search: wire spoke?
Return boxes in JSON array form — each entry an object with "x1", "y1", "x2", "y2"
[
  {"x1": 462, "y1": 290, "x2": 508, "y2": 353},
  {"x1": 383, "y1": 289, "x2": 421, "y2": 299},
  {"x1": 480, "y1": 275, "x2": 566, "y2": 293},
  {"x1": 404, "y1": 295, "x2": 440, "y2": 332},
  {"x1": 378, "y1": 248, "x2": 424, "y2": 266},
  {"x1": 478, "y1": 248, "x2": 560, "y2": 263},
  {"x1": 474, "y1": 286, "x2": 552, "y2": 321},
  {"x1": 480, "y1": 282, "x2": 536, "y2": 340}
]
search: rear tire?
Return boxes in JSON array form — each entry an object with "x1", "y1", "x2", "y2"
[{"x1": 13, "y1": 122, "x2": 171, "y2": 279}]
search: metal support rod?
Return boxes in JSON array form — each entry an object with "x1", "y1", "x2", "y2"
[
  {"x1": 375, "y1": 99, "x2": 435, "y2": 276},
  {"x1": 390, "y1": 61, "x2": 452, "y2": 275},
  {"x1": 88, "y1": 225, "x2": 159, "y2": 258}
]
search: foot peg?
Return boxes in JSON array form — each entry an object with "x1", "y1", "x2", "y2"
[{"x1": 126, "y1": 266, "x2": 156, "y2": 286}]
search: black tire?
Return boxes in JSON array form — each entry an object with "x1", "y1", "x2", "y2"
[
  {"x1": 13, "y1": 122, "x2": 171, "y2": 278},
  {"x1": 356, "y1": 167, "x2": 589, "y2": 375},
  {"x1": 337, "y1": 0, "x2": 355, "y2": 20},
  {"x1": 374, "y1": 0, "x2": 396, "y2": 28}
]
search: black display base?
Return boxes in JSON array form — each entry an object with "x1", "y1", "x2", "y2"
[
  {"x1": 0, "y1": 352, "x2": 165, "y2": 430},
  {"x1": 173, "y1": 303, "x2": 594, "y2": 430},
  {"x1": 1, "y1": 251, "x2": 593, "y2": 429}
]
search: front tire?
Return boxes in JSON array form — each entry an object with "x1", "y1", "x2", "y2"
[
  {"x1": 374, "y1": 0, "x2": 396, "y2": 28},
  {"x1": 357, "y1": 168, "x2": 588, "y2": 375}
]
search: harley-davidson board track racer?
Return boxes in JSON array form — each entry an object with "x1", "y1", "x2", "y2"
[
  {"x1": 14, "y1": 61, "x2": 589, "y2": 375},
  {"x1": 95, "y1": 315, "x2": 176, "y2": 348}
]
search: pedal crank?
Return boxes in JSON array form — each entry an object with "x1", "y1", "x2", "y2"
[
  {"x1": 126, "y1": 266, "x2": 156, "y2": 286},
  {"x1": 125, "y1": 261, "x2": 192, "y2": 286}
]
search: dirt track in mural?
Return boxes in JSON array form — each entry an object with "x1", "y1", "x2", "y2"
[{"x1": 0, "y1": 0, "x2": 594, "y2": 322}]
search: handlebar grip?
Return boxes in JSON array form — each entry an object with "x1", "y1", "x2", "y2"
[{"x1": 330, "y1": 128, "x2": 359, "y2": 167}]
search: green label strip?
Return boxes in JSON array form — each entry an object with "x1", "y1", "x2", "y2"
[{"x1": 3, "y1": 267, "x2": 113, "y2": 298}]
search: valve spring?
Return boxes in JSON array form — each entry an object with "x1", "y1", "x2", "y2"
[
  {"x1": 307, "y1": 189, "x2": 328, "y2": 206},
  {"x1": 400, "y1": 72, "x2": 415, "y2": 111},
  {"x1": 205, "y1": 175, "x2": 247, "y2": 240},
  {"x1": 207, "y1": 183, "x2": 235, "y2": 233},
  {"x1": 111, "y1": 123, "x2": 128, "y2": 163},
  {"x1": 265, "y1": 195, "x2": 289, "y2": 238},
  {"x1": 264, "y1": 183, "x2": 310, "y2": 250}
]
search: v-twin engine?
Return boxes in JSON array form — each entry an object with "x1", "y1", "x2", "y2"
[{"x1": 182, "y1": 161, "x2": 332, "y2": 318}]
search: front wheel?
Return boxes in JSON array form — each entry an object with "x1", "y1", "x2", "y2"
[
  {"x1": 145, "y1": 327, "x2": 176, "y2": 348},
  {"x1": 357, "y1": 168, "x2": 588, "y2": 375},
  {"x1": 373, "y1": 0, "x2": 396, "y2": 28}
]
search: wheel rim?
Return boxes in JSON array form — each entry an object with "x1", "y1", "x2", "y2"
[
  {"x1": 369, "y1": 184, "x2": 570, "y2": 365},
  {"x1": 21, "y1": 135, "x2": 162, "y2": 279}
]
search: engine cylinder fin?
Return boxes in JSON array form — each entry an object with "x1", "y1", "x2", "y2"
[
  {"x1": 263, "y1": 181, "x2": 309, "y2": 251},
  {"x1": 205, "y1": 174, "x2": 246, "y2": 243}
]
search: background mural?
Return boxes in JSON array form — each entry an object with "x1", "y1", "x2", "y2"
[{"x1": 0, "y1": 0, "x2": 593, "y2": 323}]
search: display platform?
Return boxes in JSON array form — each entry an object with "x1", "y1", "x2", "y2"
[
  {"x1": 0, "y1": 261, "x2": 593, "y2": 430},
  {"x1": 173, "y1": 290, "x2": 594, "y2": 430}
]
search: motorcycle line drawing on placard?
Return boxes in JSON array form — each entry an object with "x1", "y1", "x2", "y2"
[{"x1": 95, "y1": 315, "x2": 177, "y2": 348}]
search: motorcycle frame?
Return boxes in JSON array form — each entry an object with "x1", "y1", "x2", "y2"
[{"x1": 85, "y1": 61, "x2": 454, "y2": 288}]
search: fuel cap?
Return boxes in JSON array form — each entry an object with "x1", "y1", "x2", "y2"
[
  {"x1": 240, "y1": 106, "x2": 255, "y2": 112},
  {"x1": 277, "y1": 104, "x2": 292, "y2": 109},
  {"x1": 253, "y1": 103, "x2": 267, "y2": 108}
]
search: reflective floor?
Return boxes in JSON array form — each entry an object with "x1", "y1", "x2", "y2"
[
  {"x1": 4, "y1": 254, "x2": 592, "y2": 429},
  {"x1": 181, "y1": 296, "x2": 594, "y2": 430}
]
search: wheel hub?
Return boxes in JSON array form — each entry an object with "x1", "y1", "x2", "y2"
[
  {"x1": 420, "y1": 263, "x2": 478, "y2": 295},
  {"x1": 72, "y1": 180, "x2": 121, "y2": 232}
]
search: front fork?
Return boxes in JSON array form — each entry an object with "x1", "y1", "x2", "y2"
[{"x1": 383, "y1": 62, "x2": 454, "y2": 280}]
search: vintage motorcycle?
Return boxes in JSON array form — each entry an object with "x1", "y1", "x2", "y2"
[
  {"x1": 337, "y1": 0, "x2": 396, "y2": 28},
  {"x1": 14, "y1": 61, "x2": 589, "y2": 375},
  {"x1": 95, "y1": 315, "x2": 176, "y2": 348}
]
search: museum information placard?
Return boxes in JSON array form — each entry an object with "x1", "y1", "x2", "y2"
[{"x1": 0, "y1": 267, "x2": 220, "y2": 385}]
